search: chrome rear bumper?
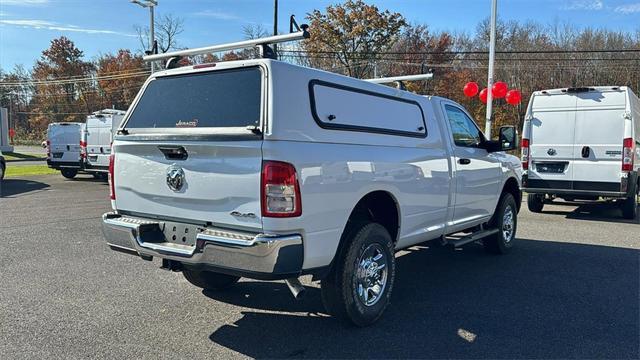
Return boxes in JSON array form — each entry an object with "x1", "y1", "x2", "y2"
[{"x1": 101, "y1": 212, "x2": 303, "y2": 279}]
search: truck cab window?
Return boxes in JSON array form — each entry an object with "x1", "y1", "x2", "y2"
[{"x1": 444, "y1": 105, "x2": 482, "y2": 147}]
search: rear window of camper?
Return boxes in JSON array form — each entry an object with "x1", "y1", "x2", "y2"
[{"x1": 125, "y1": 67, "x2": 262, "y2": 129}]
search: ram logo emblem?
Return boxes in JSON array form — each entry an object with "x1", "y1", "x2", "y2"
[{"x1": 166, "y1": 165, "x2": 185, "y2": 191}]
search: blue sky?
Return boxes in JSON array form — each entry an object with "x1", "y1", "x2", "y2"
[{"x1": 1, "y1": 0, "x2": 639, "y2": 70}]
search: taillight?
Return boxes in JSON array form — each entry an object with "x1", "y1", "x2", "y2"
[
  {"x1": 108, "y1": 153, "x2": 115, "y2": 200},
  {"x1": 80, "y1": 141, "x2": 87, "y2": 159},
  {"x1": 46, "y1": 140, "x2": 50, "y2": 158},
  {"x1": 521, "y1": 138, "x2": 530, "y2": 170},
  {"x1": 261, "y1": 161, "x2": 301, "y2": 217},
  {"x1": 622, "y1": 137, "x2": 634, "y2": 172}
]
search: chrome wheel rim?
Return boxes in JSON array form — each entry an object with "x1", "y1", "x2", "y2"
[
  {"x1": 355, "y1": 243, "x2": 388, "y2": 307},
  {"x1": 502, "y1": 206, "x2": 515, "y2": 243}
]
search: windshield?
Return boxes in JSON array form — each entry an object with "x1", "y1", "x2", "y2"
[{"x1": 125, "y1": 67, "x2": 262, "y2": 129}]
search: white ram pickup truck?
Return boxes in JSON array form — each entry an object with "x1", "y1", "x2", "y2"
[{"x1": 102, "y1": 56, "x2": 522, "y2": 326}]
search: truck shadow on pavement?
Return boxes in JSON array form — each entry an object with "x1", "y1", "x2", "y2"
[
  {"x1": 542, "y1": 200, "x2": 638, "y2": 224},
  {"x1": 205, "y1": 239, "x2": 639, "y2": 359},
  {"x1": 0, "y1": 179, "x2": 50, "y2": 197}
]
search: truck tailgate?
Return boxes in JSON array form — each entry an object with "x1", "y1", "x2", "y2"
[{"x1": 113, "y1": 140, "x2": 263, "y2": 231}]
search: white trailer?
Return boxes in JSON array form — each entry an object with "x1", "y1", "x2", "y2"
[{"x1": 521, "y1": 86, "x2": 640, "y2": 219}]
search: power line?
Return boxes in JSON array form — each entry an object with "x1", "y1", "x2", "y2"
[
  {"x1": 280, "y1": 48, "x2": 640, "y2": 55},
  {"x1": 0, "y1": 71, "x2": 149, "y2": 87}
]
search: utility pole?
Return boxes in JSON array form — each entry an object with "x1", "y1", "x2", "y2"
[
  {"x1": 131, "y1": 0, "x2": 158, "y2": 72},
  {"x1": 485, "y1": 0, "x2": 497, "y2": 138},
  {"x1": 273, "y1": 0, "x2": 278, "y2": 57}
]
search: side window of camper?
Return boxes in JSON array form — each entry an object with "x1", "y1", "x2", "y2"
[
  {"x1": 444, "y1": 105, "x2": 482, "y2": 147},
  {"x1": 309, "y1": 80, "x2": 426, "y2": 137}
]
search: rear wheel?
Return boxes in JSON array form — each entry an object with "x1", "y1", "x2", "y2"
[
  {"x1": 60, "y1": 169, "x2": 77, "y2": 179},
  {"x1": 321, "y1": 222, "x2": 395, "y2": 327},
  {"x1": 484, "y1": 192, "x2": 518, "y2": 254},
  {"x1": 182, "y1": 269, "x2": 239, "y2": 290},
  {"x1": 621, "y1": 184, "x2": 638, "y2": 220},
  {"x1": 527, "y1": 193, "x2": 544, "y2": 213}
]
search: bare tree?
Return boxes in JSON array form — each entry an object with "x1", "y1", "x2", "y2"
[{"x1": 135, "y1": 13, "x2": 184, "y2": 54}]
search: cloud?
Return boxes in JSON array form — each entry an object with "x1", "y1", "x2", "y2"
[
  {"x1": 563, "y1": 0, "x2": 604, "y2": 10},
  {"x1": 614, "y1": 3, "x2": 640, "y2": 13},
  {"x1": 192, "y1": 10, "x2": 240, "y2": 20},
  {"x1": 0, "y1": 19, "x2": 136, "y2": 37},
  {"x1": 1, "y1": 0, "x2": 49, "y2": 5}
]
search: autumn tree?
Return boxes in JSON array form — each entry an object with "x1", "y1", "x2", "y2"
[
  {"x1": 95, "y1": 50, "x2": 146, "y2": 110},
  {"x1": 303, "y1": 0, "x2": 406, "y2": 78},
  {"x1": 30, "y1": 36, "x2": 95, "y2": 130}
]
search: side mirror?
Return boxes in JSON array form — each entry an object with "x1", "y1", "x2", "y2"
[{"x1": 498, "y1": 126, "x2": 517, "y2": 151}]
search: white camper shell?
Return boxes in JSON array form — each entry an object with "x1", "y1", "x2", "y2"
[
  {"x1": 81, "y1": 109, "x2": 125, "y2": 174},
  {"x1": 46, "y1": 122, "x2": 84, "y2": 179},
  {"x1": 521, "y1": 86, "x2": 640, "y2": 219}
]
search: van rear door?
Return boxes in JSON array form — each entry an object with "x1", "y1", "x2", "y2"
[
  {"x1": 86, "y1": 116, "x2": 112, "y2": 168},
  {"x1": 528, "y1": 93, "x2": 577, "y2": 185},
  {"x1": 49, "y1": 123, "x2": 82, "y2": 163},
  {"x1": 572, "y1": 90, "x2": 626, "y2": 186},
  {"x1": 113, "y1": 66, "x2": 265, "y2": 231}
]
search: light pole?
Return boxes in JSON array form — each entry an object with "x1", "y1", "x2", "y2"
[
  {"x1": 131, "y1": 0, "x2": 158, "y2": 72},
  {"x1": 485, "y1": 0, "x2": 497, "y2": 138}
]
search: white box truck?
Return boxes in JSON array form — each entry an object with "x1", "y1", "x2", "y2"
[
  {"x1": 46, "y1": 122, "x2": 84, "y2": 179},
  {"x1": 81, "y1": 109, "x2": 126, "y2": 176},
  {"x1": 521, "y1": 86, "x2": 640, "y2": 219}
]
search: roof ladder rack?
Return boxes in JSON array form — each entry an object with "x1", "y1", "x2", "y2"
[
  {"x1": 364, "y1": 73, "x2": 434, "y2": 90},
  {"x1": 143, "y1": 16, "x2": 310, "y2": 69}
]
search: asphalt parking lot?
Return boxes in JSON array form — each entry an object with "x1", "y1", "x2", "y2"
[{"x1": 0, "y1": 175, "x2": 638, "y2": 359}]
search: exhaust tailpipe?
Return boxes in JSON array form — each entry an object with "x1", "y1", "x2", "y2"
[{"x1": 284, "y1": 278, "x2": 306, "y2": 300}]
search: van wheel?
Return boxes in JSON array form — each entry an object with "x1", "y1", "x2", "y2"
[
  {"x1": 484, "y1": 192, "x2": 518, "y2": 254},
  {"x1": 182, "y1": 269, "x2": 240, "y2": 290},
  {"x1": 527, "y1": 193, "x2": 544, "y2": 213},
  {"x1": 621, "y1": 185, "x2": 638, "y2": 220},
  {"x1": 60, "y1": 169, "x2": 77, "y2": 179},
  {"x1": 321, "y1": 222, "x2": 396, "y2": 327}
]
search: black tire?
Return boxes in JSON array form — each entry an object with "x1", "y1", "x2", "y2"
[
  {"x1": 60, "y1": 169, "x2": 77, "y2": 179},
  {"x1": 621, "y1": 185, "x2": 638, "y2": 220},
  {"x1": 484, "y1": 192, "x2": 518, "y2": 254},
  {"x1": 182, "y1": 269, "x2": 240, "y2": 290},
  {"x1": 321, "y1": 222, "x2": 396, "y2": 327},
  {"x1": 527, "y1": 193, "x2": 544, "y2": 213}
]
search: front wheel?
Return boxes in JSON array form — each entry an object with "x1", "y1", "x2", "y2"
[
  {"x1": 182, "y1": 269, "x2": 239, "y2": 290},
  {"x1": 527, "y1": 193, "x2": 544, "y2": 213},
  {"x1": 484, "y1": 192, "x2": 518, "y2": 254},
  {"x1": 321, "y1": 222, "x2": 396, "y2": 327},
  {"x1": 60, "y1": 169, "x2": 77, "y2": 179}
]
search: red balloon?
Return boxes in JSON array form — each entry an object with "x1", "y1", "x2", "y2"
[
  {"x1": 479, "y1": 88, "x2": 489, "y2": 104},
  {"x1": 505, "y1": 89, "x2": 522, "y2": 105},
  {"x1": 492, "y1": 81, "x2": 508, "y2": 98},
  {"x1": 463, "y1": 82, "x2": 479, "y2": 97}
]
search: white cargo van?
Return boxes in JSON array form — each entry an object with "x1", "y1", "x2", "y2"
[
  {"x1": 46, "y1": 122, "x2": 84, "y2": 179},
  {"x1": 521, "y1": 86, "x2": 640, "y2": 219},
  {"x1": 81, "y1": 109, "x2": 125, "y2": 176}
]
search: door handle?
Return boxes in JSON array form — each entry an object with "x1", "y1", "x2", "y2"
[
  {"x1": 581, "y1": 146, "x2": 590, "y2": 158},
  {"x1": 158, "y1": 146, "x2": 188, "y2": 160},
  {"x1": 458, "y1": 158, "x2": 471, "y2": 165}
]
